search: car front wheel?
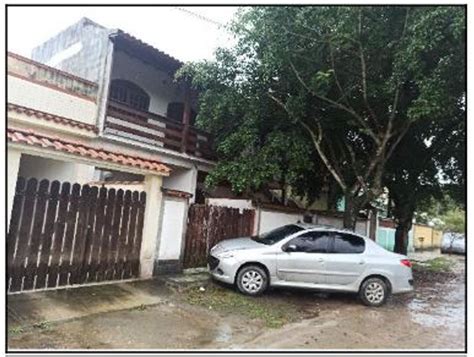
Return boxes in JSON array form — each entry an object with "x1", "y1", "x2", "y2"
[
  {"x1": 359, "y1": 277, "x2": 389, "y2": 307},
  {"x1": 236, "y1": 265, "x2": 268, "y2": 296}
]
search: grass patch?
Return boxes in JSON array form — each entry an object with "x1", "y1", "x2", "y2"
[
  {"x1": 413, "y1": 257, "x2": 452, "y2": 273},
  {"x1": 181, "y1": 283, "x2": 319, "y2": 328},
  {"x1": 133, "y1": 304, "x2": 148, "y2": 311},
  {"x1": 8, "y1": 326, "x2": 24, "y2": 335},
  {"x1": 32, "y1": 321, "x2": 51, "y2": 330}
]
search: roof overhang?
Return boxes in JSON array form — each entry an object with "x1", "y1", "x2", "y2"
[
  {"x1": 8, "y1": 127, "x2": 171, "y2": 177},
  {"x1": 109, "y1": 30, "x2": 183, "y2": 75}
]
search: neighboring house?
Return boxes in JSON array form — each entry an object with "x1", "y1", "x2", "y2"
[
  {"x1": 7, "y1": 17, "x2": 217, "y2": 292},
  {"x1": 412, "y1": 223, "x2": 443, "y2": 250},
  {"x1": 375, "y1": 218, "x2": 443, "y2": 252}
]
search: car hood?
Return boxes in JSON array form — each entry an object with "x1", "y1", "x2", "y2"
[{"x1": 210, "y1": 237, "x2": 264, "y2": 255}]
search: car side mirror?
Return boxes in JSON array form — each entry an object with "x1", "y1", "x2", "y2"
[{"x1": 284, "y1": 244, "x2": 297, "y2": 253}]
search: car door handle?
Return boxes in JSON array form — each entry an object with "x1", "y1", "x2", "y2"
[
  {"x1": 358, "y1": 260, "x2": 365, "y2": 265},
  {"x1": 317, "y1": 257, "x2": 324, "y2": 262}
]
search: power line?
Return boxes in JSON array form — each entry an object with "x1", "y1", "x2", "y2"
[{"x1": 174, "y1": 7, "x2": 226, "y2": 27}]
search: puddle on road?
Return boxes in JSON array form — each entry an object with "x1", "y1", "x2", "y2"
[
  {"x1": 407, "y1": 284, "x2": 465, "y2": 329},
  {"x1": 213, "y1": 322, "x2": 233, "y2": 343}
]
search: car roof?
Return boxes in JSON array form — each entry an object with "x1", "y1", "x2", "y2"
[{"x1": 293, "y1": 223, "x2": 369, "y2": 239}]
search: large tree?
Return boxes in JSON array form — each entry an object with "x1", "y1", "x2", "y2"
[
  {"x1": 179, "y1": 46, "x2": 331, "y2": 206},
  {"x1": 180, "y1": 6, "x2": 465, "y2": 229},
  {"x1": 386, "y1": 104, "x2": 465, "y2": 254}
]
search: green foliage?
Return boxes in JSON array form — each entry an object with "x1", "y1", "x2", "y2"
[
  {"x1": 178, "y1": 40, "x2": 328, "y2": 203},
  {"x1": 8, "y1": 326, "x2": 24, "y2": 335},
  {"x1": 412, "y1": 257, "x2": 452, "y2": 273},
  {"x1": 441, "y1": 208, "x2": 465, "y2": 233},
  {"x1": 178, "y1": 6, "x2": 465, "y2": 216},
  {"x1": 416, "y1": 195, "x2": 465, "y2": 233}
]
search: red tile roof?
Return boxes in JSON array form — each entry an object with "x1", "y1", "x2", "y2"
[
  {"x1": 8, "y1": 127, "x2": 170, "y2": 175},
  {"x1": 8, "y1": 103, "x2": 98, "y2": 133}
]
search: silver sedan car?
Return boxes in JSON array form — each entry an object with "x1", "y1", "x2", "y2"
[{"x1": 208, "y1": 224, "x2": 413, "y2": 307}]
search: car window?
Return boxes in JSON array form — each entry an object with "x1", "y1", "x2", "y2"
[
  {"x1": 284, "y1": 231, "x2": 331, "y2": 253},
  {"x1": 252, "y1": 224, "x2": 304, "y2": 245},
  {"x1": 331, "y1": 233, "x2": 365, "y2": 254}
]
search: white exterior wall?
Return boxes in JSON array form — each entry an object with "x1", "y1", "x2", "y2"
[
  {"x1": 18, "y1": 154, "x2": 95, "y2": 184},
  {"x1": 356, "y1": 220, "x2": 369, "y2": 237},
  {"x1": 163, "y1": 167, "x2": 197, "y2": 197},
  {"x1": 8, "y1": 75, "x2": 97, "y2": 125},
  {"x1": 140, "y1": 175, "x2": 163, "y2": 278},
  {"x1": 316, "y1": 215, "x2": 344, "y2": 229},
  {"x1": 259, "y1": 210, "x2": 305, "y2": 235},
  {"x1": 111, "y1": 51, "x2": 186, "y2": 117},
  {"x1": 207, "y1": 198, "x2": 253, "y2": 210},
  {"x1": 7, "y1": 149, "x2": 22, "y2": 226},
  {"x1": 158, "y1": 198, "x2": 187, "y2": 260},
  {"x1": 316, "y1": 215, "x2": 368, "y2": 236}
]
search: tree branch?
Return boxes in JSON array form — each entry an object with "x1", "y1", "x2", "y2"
[
  {"x1": 267, "y1": 92, "x2": 348, "y2": 191},
  {"x1": 343, "y1": 140, "x2": 366, "y2": 190},
  {"x1": 389, "y1": 8, "x2": 410, "y2": 122},
  {"x1": 289, "y1": 61, "x2": 381, "y2": 145},
  {"x1": 357, "y1": 9, "x2": 379, "y2": 125},
  {"x1": 328, "y1": 42, "x2": 352, "y2": 109}
]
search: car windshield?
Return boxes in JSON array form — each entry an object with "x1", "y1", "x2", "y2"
[{"x1": 252, "y1": 224, "x2": 304, "y2": 245}]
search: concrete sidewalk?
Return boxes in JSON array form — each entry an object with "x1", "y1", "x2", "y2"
[
  {"x1": 7, "y1": 279, "x2": 175, "y2": 329},
  {"x1": 8, "y1": 268, "x2": 211, "y2": 330}
]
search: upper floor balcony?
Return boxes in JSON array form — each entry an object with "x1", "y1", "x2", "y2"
[
  {"x1": 102, "y1": 43, "x2": 216, "y2": 162},
  {"x1": 104, "y1": 99, "x2": 215, "y2": 161},
  {"x1": 8, "y1": 24, "x2": 218, "y2": 163}
]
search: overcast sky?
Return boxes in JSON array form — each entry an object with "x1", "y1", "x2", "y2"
[{"x1": 7, "y1": 6, "x2": 240, "y2": 62}]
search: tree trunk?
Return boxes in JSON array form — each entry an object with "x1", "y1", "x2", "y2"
[
  {"x1": 392, "y1": 198, "x2": 415, "y2": 255},
  {"x1": 394, "y1": 223, "x2": 410, "y2": 255},
  {"x1": 343, "y1": 193, "x2": 358, "y2": 231}
]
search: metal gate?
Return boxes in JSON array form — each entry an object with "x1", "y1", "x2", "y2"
[
  {"x1": 7, "y1": 177, "x2": 146, "y2": 293},
  {"x1": 183, "y1": 204, "x2": 255, "y2": 268}
]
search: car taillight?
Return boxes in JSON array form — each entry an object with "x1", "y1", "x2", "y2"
[{"x1": 400, "y1": 259, "x2": 412, "y2": 268}]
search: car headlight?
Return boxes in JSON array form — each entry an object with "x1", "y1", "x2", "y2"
[{"x1": 218, "y1": 252, "x2": 235, "y2": 259}]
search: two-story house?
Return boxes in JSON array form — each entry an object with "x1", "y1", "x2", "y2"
[
  {"x1": 23, "y1": 17, "x2": 214, "y2": 197},
  {"x1": 7, "y1": 17, "x2": 216, "y2": 292}
]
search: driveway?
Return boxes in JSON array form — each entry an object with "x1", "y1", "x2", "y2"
[{"x1": 8, "y1": 253, "x2": 465, "y2": 351}]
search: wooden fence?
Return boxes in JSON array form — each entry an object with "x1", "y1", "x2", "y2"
[
  {"x1": 7, "y1": 177, "x2": 146, "y2": 293},
  {"x1": 183, "y1": 204, "x2": 255, "y2": 268}
]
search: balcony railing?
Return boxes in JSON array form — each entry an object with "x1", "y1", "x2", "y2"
[{"x1": 104, "y1": 100, "x2": 215, "y2": 160}]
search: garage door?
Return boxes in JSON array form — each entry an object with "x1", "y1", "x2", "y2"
[{"x1": 7, "y1": 177, "x2": 146, "y2": 293}]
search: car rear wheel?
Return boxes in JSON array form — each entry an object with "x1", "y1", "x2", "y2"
[
  {"x1": 359, "y1": 277, "x2": 389, "y2": 307},
  {"x1": 236, "y1": 265, "x2": 268, "y2": 296}
]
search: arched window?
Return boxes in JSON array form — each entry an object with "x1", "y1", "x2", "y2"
[{"x1": 109, "y1": 79, "x2": 150, "y2": 112}]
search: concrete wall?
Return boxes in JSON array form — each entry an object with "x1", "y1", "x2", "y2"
[
  {"x1": 162, "y1": 167, "x2": 197, "y2": 197},
  {"x1": 7, "y1": 149, "x2": 22, "y2": 226},
  {"x1": 207, "y1": 198, "x2": 254, "y2": 210},
  {"x1": 8, "y1": 75, "x2": 97, "y2": 125},
  {"x1": 258, "y1": 210, "x2": 305, "y2": 235},
  {"x1": 157, "y1": 198, "x2": 187, "y2": 261},
  {"x1": 206, "y1": 198, "x2": 372, "y2": 237},
  {"x1": 316, "y1": 215, "x2": 368, "y2": 237},
  {"x1": 31, "y1": 17, "x2": 110, "y2": 83},
  {"x1": 413, "y1": 224, "x2": 443, "y2": 250},
  {"x1": 111, "y1": 50, "x2": 187, "y2": 117},
  {"x1": 376, "y1": 226, "x2": 414, "y2": 252},
  {"x1": 18, "y1": 154, "x2": 95, "y2": 184}
]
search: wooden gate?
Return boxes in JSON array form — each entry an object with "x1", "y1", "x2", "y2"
[
  {"x1": 183, "y1": 204, "x2": 255, "y2": 268},
  {"x1": 7, "y1": 177, "x2": 146, "y2": 293}
]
